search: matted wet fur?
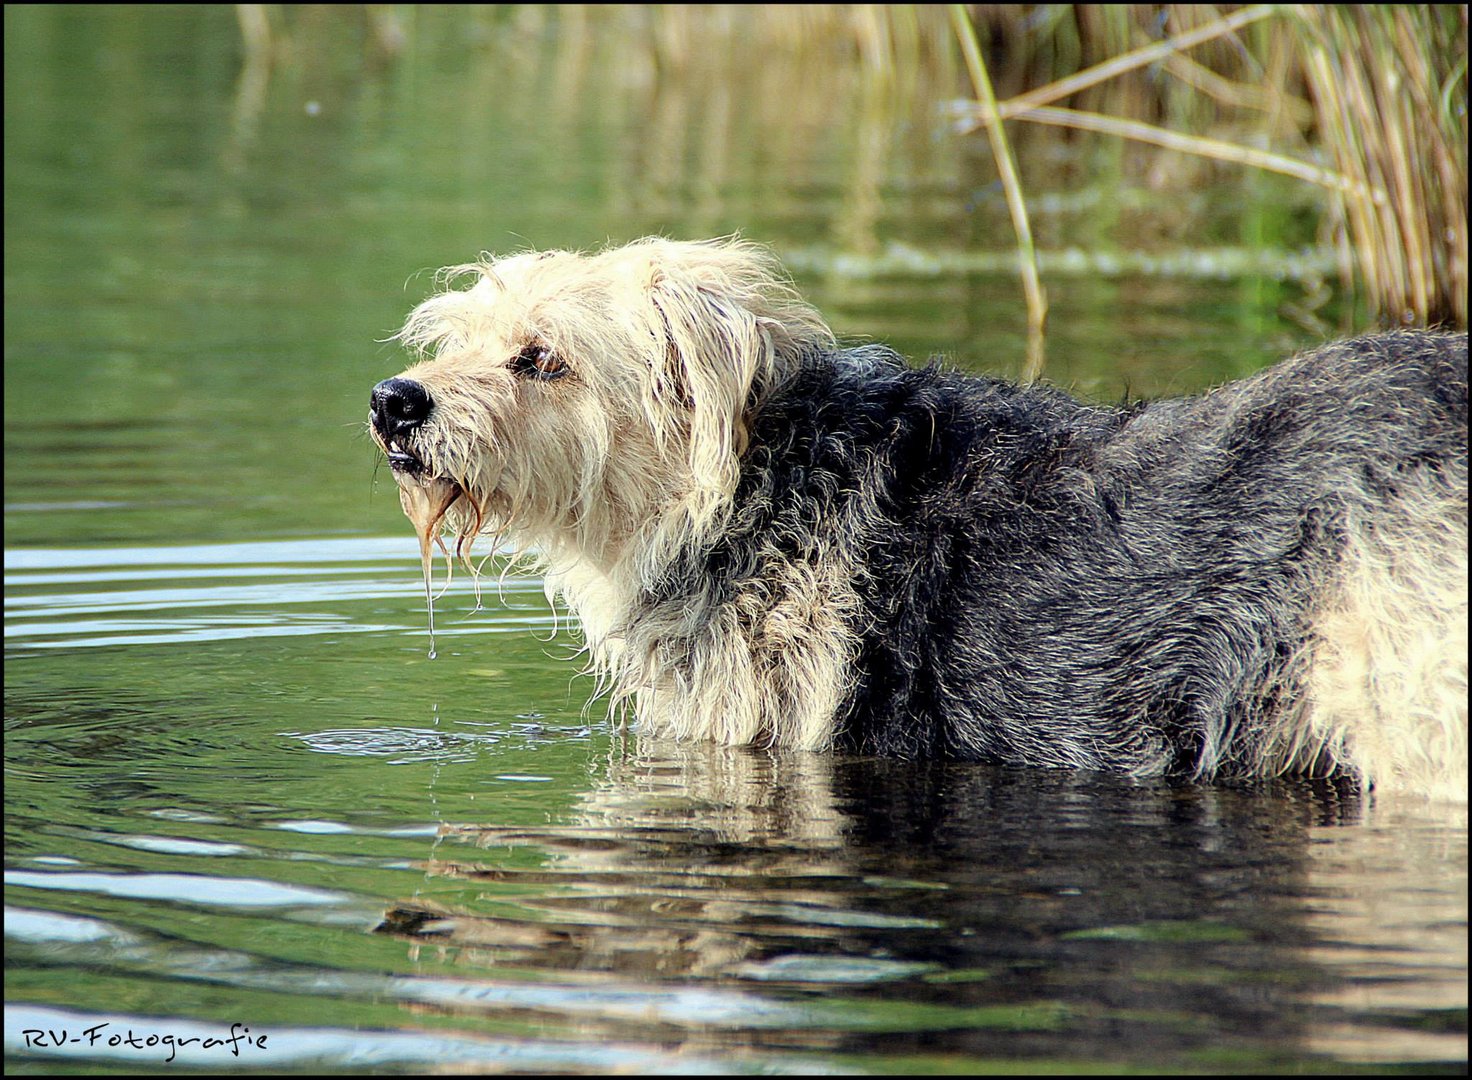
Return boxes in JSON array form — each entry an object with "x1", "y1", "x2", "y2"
[{"x1": 369, "y1": 237, "x2": 1468, "y2": 799}]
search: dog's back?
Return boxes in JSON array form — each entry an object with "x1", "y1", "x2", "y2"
[{"x1": 758, "y1": 331, "x2": 1467, "y2": 796}]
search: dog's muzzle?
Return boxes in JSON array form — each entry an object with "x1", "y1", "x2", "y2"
[{"x1": 370, "y1": 377, "x2": 433, "y2": 475}]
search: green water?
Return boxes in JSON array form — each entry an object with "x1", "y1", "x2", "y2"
[{"x1": 5, "y1": 6, "x2": 1465, "y2": 1073}]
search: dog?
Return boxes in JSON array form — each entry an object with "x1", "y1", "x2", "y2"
[{"x1": 369, "y1": 237, "x2": 1468, "y2": 799}]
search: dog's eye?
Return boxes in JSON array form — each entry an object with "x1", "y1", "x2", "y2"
[{"x1": 510, "y1": 344, "x2": 568, "y2": 381}]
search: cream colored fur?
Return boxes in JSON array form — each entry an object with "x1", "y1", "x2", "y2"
[
  {"x1": 1284, "y1": 468, "x2": 1468, "y2": 801},
  {"x1": 390, "y1": 237, "x2": 852, "y2": 747}
]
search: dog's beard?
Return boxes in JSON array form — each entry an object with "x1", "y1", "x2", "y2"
[
  {"x1": 380, "y1": 426, "x2": 499, "y2": 557},
  {"x1": 395, "y1": 474, "x2": 464, "y2": 659},
  {"x1": 392, "y1": 455, "x2": 524, "y2": 648},
  {"x1": 396, "y1": 473, "x2": 463, "y2": 546}
]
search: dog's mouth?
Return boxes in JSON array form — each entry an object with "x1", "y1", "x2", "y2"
[
  {"x1": 379, "y1": 436, "x2": 466, "y2": 503},
  {"x1": 372, "y1": 429, "x2": 467, "y2": 520},
  {"x1": 386, "y1": 450, "x2": 465, "y2": 522},
  {"x1": 383, "y1": 435, "x2": 429, "y2": 478},
  {"x1": 372, "y1": 425, "x2": 499, "y2": 593}
]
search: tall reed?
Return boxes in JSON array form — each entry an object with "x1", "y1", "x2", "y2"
[{"x1": 949, "y1": 4, "x2": 1466, "y2": 328}]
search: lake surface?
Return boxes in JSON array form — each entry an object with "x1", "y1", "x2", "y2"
[{"x1": 5, "y1": 7, "x2": 1465, "y2": 1073}]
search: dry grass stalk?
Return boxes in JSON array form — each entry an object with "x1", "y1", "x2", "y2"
[{"x1": 950, "y1": 3, "x2": 1048, "y2": 380}]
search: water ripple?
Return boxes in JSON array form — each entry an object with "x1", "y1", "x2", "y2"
[{"x1": 3, "y1": 537, "x2": 551, "y2": 650}]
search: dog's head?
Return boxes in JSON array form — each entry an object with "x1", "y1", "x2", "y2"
[{"x1": 369, "y1": 237, "x2": 834, "y2": 571}]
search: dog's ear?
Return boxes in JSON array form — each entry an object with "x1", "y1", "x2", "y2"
[{"x1": 646, "y1": 267, "x2": 774, "y2": 488}]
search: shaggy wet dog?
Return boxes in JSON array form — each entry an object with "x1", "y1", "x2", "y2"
[{"x1": 370, "y1": 238, "x2": 1467, "y2": 798}]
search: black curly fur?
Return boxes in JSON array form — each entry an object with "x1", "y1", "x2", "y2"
[{"x1": 672, "y1": 330, "x2": 1468, "y2": 778}]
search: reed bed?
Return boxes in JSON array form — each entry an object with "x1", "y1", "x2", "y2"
[
  {"x1": 968, "y1": 4, "x2": 1466, "y2": 330},
  {"x1": 642, "y1": 4, "x2": 1468, "y2": 331}
]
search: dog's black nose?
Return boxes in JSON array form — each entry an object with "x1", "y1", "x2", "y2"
[{"x1": 370, "y1": 377, "x2": 434, "y2": 440}]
